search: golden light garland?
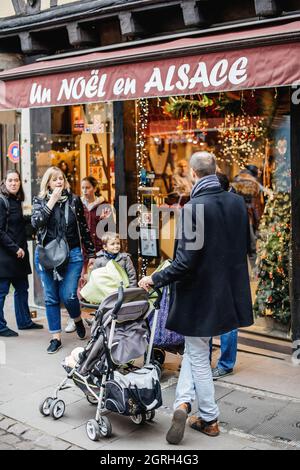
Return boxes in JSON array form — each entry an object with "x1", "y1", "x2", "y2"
[
  {"x1": 217, "y1": 114, "x2": 266, "y2": 167},
  {"x1": 136, "y1": 99, "x2": 150, "y2": 277}
]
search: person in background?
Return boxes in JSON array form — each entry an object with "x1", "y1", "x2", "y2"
[
  {"x1": 81, "y1": 176, "x2": 111, "y2": 253},
  {"x1": 209, "y1": 172, "x2": 238, "y2": 379},
  {"x1": 172, "y1": 159, "x2": 193, "y2": 198},
  {"x1": 232, "y1": 166, "x2": 263, "y2": 254},
  {"x1": 32, "y1": 167, "x2": 96, "y2": 354},
  {"x1": 58, "y1": 160, "x2": 72, "y2": 184},
  {"x1": 0, "y1": 170, "x2": 43, "y2": 337},
  {"x1": 93, "y1": 232, "x2": 137, "y2": 287},
  {"x1": 65, "y1": 176, "x2": 111, "y2": 333}
]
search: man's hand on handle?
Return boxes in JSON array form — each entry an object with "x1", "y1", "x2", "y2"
[{"x1": 138, "y1": 276, "x2": 154, "y2": 291}]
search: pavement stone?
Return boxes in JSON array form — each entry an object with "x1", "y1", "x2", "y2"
[
  {"x1": 9, "y1": 423, "x2": 29, "y2": 436},
  {"x1": 0, "y1": 443, "x2": 15, "y2": 450},
  {"x1": 22, "y1": 429, "x2": 44, "y2": 442},
  {"x1": 35, "y1": 435, "x2": 71, "y2": 450},
  {"x1": 1, "y1": 434, "x2": 22, "y2": 446},
  {"x1": 0, "y1": 418, "x2": 16, "y2": 431},
  {"x1": 14, "y1": 442, "x2": 39, "y2": 450}
]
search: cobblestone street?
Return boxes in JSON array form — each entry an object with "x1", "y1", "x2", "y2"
[{"x1": 0, "y1": 414, "x2": 82, "y2": 450}]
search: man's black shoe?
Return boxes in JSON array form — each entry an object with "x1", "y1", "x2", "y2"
[
  {"x1": 0, "y1": 328, "x2": 19, "y2": 337},
  {"x1": 19, "y1": 322, "x2": 44, "y2": 330},
  {"x1": 47, "y1": 339, "x2": 62, "y2": 354},
  {"x1": 75, "y1": 319, "x2": 86, "y2": 340}
]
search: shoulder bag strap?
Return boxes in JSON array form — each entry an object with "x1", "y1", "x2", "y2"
[{"x1": 0, "y1": 194, "x2": 9, "y2": 231}]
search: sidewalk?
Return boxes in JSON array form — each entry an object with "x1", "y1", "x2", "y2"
[{"x1": 0, "y1": 295, "x2": 300, "y2": 450}]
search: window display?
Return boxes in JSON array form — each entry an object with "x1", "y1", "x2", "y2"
[
  {"x1": 135, "y1": 89, "x2": 291, "y2": 333},
  {"x1": 32, "y1": 102, "x2": 114, "y2": 202}
]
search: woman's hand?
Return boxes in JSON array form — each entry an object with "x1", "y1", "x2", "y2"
[
  {"x1": 47, "y1": 187, "x2": 63, "y2": 210},
  {"x1": 16, "y1": 248, "x2": 25, "y2": 259},
  {"x1": 100, "y1": 207, "x2": 111, "y2": 220},
  {"x1": 87, "y1": 258, "x2": 96, "y2": 269}
]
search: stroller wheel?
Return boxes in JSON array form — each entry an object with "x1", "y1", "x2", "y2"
[
  {"x1": 39, "y1": 397, "x2": 54, "y2": 417},
  {"x1": 146, "y1": 410, "x2": 155, "y2": 421},
  {"x1": 86, "y1": 419, "x2": 102, "y2": 441},
  {"x1": 49, "y1": 399, "x2": 65, "y2": 420},
  {"x1": 130, "y1": 413, "x2": 146, "y2": 425},
  {"x1": 86, "y1": 394, "x2": 98, "y2": 406},
  {"x1": 153, "y1": 348, "x2": 166, "y2": 365},
  {"x1": 86, "y1": 419, "x2": 101, "y2": 441},
  {"x1": 99, "y1": 416, "x2": 112, "y2": 438}
]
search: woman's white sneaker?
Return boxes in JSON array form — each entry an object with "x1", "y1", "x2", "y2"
[{"x1": 65, "y1": 318, "x2": 76, "y2": 333}]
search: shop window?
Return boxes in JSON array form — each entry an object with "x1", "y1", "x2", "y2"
[
  {"x1": 135, "y1": 89, "x2": 291, "y2": 336},
  {"x1": 31, "y1": 102, "x2": 114, "y2": 203}
]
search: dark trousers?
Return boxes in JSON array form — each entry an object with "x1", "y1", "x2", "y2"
[{"x1": 0, "y1": 278, "x2": 33, "y2": 331}]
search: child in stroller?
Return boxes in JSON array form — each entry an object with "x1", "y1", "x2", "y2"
[{"x1": 39, "y1": 284, "x2": 163, "y2": 441}]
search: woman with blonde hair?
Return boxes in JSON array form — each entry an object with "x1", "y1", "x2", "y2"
[{"x1": 32, "y1": 166, "x2": 95, "y2": 353}]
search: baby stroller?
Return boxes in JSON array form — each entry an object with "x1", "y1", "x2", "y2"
[{"x1": 39, "y1": 284, "x2": 163, "y2": 441}]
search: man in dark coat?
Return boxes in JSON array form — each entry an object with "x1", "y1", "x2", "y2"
[{"x1": 139, "y1": 152, "x2": 253, "y2": 445}]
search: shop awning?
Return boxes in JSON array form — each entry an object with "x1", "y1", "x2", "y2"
[{"x1": 1, "y1": 19, "x2": 300, "y2": 110}]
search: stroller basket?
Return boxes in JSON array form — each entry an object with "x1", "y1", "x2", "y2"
[{"x1": 105, "y1": 365, "x2": 162, "y2": 416}]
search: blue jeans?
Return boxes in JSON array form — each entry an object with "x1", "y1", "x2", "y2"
[
  {"x1": 175, "y1": 336, "x2": 219, "y2": 422},
  {"x1": 0, "y1": 278, "x2": 33, "y2": 331},
  {"x1": 35, "y1": 247, "x2": 83, "y2": 334},
  {"x1": 210, "y1": 330, "x2": 238, "y2": 371}
]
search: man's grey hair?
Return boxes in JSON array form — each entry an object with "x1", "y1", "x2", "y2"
[{"x1": 189, "y1": 151, "x2": 216, "y2": 178}]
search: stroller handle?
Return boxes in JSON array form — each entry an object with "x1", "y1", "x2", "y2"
[
  {"x1": 111, "y1": 282, "x2": 125, "y2": 319},
  {"x1": 152, "y1": 286, "x2": 163, "y2": 310}
]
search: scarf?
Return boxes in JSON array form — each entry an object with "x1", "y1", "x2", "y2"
[
  {"x1": 190, "y1": 174, "x2": 221, "y2": 199},
  {"x1": 46, "y1": 189, "x2": 69, "y2": 204},
  {"x1": 104, "y1": 251, "x2": 118, "y2": 260},
  {"x1": 81, "y1": 196, "x2": 105, "y2": 211}
]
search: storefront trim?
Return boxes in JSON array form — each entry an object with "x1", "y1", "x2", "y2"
[{"x1": 1, "y1": 41, "x2": 300, "y2": 110}]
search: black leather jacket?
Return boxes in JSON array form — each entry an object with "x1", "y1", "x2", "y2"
[{"x1": 32, "y1": 192, "x2": 96, "y2": 258}]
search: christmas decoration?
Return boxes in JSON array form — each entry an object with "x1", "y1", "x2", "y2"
[
  {"x1": 136, "y1": 99, "x2": 150, "y2": 277},
  {"x1": 254, "y1": 137, "x2": 291, "y2": 324},
  {"x1": 163, "y1": 95, "x2": 213, "y2": 118},
  {"x1": 217, "y1": 114, "x2": 266, "y2": 167}
]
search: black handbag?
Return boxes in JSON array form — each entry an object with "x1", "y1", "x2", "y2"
[{"x1": 37, "y1": 202, "x2": 69, "y2": 280}]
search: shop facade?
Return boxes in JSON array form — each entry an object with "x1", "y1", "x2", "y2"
[{"x1": 0, "y1": 19, "x2": 300, "y2": 350}]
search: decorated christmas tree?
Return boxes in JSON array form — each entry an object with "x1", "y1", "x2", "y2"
[{"x1": 254, "y1": 137, "x2": 291, "y2": 324}]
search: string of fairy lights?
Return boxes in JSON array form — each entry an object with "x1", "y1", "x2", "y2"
[
  {"x1": 135, "y1": 92, "x2": 273, "y2": 276},
  {"x1": 217, "y1": 114, "x2": 266, "y2": 167},
  {"x1": 136, "y1": 98, "x2": 150, "y2": 277}
]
